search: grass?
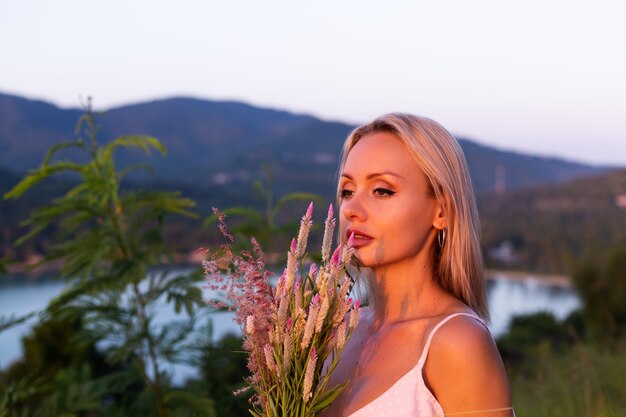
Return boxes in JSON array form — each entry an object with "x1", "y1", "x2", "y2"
[{"x1": 509, "y1": 341, "x2": 626, "y2": 417}]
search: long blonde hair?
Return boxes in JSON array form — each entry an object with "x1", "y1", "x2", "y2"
[{"x1": 338, "y1": 113, "x2": 488, "y2": 321}]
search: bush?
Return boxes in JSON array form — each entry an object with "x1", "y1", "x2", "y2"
[
  {"x1": 571, "y1": 245, "x2": 626, "y2": 339},
  {"x1": 496, "y1": 311, "x2": 581, "y2": 374}
]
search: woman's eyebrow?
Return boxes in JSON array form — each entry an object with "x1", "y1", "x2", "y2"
[{"x1": 341, "y1": 171, "x2": 403, "y2": 180}]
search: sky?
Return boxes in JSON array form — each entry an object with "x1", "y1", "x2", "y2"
[{"x1": 1, "y1": 0, "x2": 625, "y2": 166}]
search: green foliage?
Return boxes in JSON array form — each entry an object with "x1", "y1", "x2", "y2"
[
  {"x1": 509, "y1": 341, "x2": 626, "y2": 417},
  {"x1": 1, "y1": 100, "x2": 214, "y2": 417},
  {"x1": 496, "y1": 311, "x2": 581, "y2": 375},
  {"x1": 0, "y1": 375, "x2": 37, "y2": 417},
  {"x1": 0, "y1": 313, "x2": 35, "y2": 333},
  {"x1": 188, "y1": 329, "x2": 249, "y2": 417},
  {"x1": 0, "y1": 311, "x2": 121, "y2": 417},
  {"x1": 497, "y1": 310, "x2": 626, "y2": 416},
  {"x1": 3, "y1": 312, "x2": 107, "y2": 382},
  {"x1": 480, "y1": 169, "x2": 626, "y2": 274},
  {"x1": 571, "y1": 245, "x2": 626, "y2": 339},
  {"x1": 204, "y1": 165, "x2": 322, "y2": 257}
]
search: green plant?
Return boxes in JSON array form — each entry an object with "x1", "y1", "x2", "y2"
[
  {"x1": 571, "y1": 245, "x2": 626, "y2": 339},
  {"x1": 3, "y1": 99, "x2": 213, "y2": 417},
  {"x1": 184, "y1": 328, "x2": 250, "y2": 417},
  {"x1": 496, "y1": 311, "x2": 579, "y2": 375},
  {"x1": 509, "y1": 340, "x2": 626, "y2": 417},
  {"x1": 204, "y1": 165, "x2": 322, "y2": 258}
]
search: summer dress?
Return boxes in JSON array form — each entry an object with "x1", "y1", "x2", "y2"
[{"x1": 347, "y1": 312, "x2": 514, "y2": 417}]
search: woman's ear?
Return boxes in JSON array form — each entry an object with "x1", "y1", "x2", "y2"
[{"x1": 432, "y1": 198, "x2": 448, "y2": 230}]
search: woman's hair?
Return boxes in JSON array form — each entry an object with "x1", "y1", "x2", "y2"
[{"x1": 337, "y1": 113, "x2": 488, "y2": 321}]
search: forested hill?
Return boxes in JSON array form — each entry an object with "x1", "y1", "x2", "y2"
[
  {"x1": 461, "y1": 140, "x2": 606, "y2": 195},
  {"x1": 480, "y1": 169, "x2": 626, "y2": 273},
  {"x1": 2, "y1": 92, "x2": 625, "y2": 273},
  {"x1": 0, "y1": 93, "x2": 609, "y2": 197}
]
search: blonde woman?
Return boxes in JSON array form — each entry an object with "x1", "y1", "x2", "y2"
[{"x1": 321, "y1": 114, "x2": 514, "y2": 417}]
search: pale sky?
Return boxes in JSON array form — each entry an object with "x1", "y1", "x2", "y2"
[{"x1": 1, "y1": 0, "x2": 625, "y2": 165}]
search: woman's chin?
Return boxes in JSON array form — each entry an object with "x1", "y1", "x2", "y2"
[{"x1": 351, "y1": 253, "x2": 379, "y2": 269}]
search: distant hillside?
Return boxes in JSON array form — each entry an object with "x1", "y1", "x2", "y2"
[
  {"x1": 0, "y1": 94, "x2": 82, "y2": 168},
  {"x1": 5, "y1": 162, "x2": 624, "y2": 274},
  {"x1": 461, "y1": 140, "x2": 604, "y2": 194},
  {"x1": 480, "y1": 169, "x2": 626, "y2": 273},
  {"x1": 0, "y1": 164, "x2": 76, "y2": 260},
  {"x1": 0, "y1": 93, "x2": 609, "y2": 199},
  {"x1": 0, "y1": 165, "x2": 20, "y2": 191}
]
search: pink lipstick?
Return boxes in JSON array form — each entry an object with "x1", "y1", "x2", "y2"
[{"x1": 346, "y1": 228, "x2": 373, "y2": 249}]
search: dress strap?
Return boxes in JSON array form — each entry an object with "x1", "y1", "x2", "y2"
[
  {"x1": 445, "y1": 406, "x2": 516, "y2": 415},
  {"x1": 417, "y1": 312, "x2": 487, "y2": 365}
]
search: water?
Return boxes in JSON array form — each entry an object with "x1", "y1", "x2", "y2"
[
  {"x1": 486, "y1": 272, "x2": 580, "y2": 336},
  {"x1": 0, "y1": 271, "x2": 580, "y2": 379}
]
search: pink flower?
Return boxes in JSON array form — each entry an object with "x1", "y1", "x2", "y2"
[
  {"x1": 246, "y1": 315, "x2": 255, "y2": 335},
  {"x1": 347, "y1": 232, "x2": 355, "y2": 246},
  {"x1": 349, "y1": 306, "x2": 360, "y2": 330},
  {"x1": 322, "y1": 206, "x2": 336, "y2": 263},
  {"x1": 331, "y1": 246, "x2": 341, "y2": 265},
  {"x1": 296, "y1": 203, "x2": 313, "y2": 256},
  {"x1": 301, "y1": 301, "x2": 320, "y2": 350},
  {"x1": 290, "y1": 238, "x2": 297, "y2": 253},
  {"x1": 283, "y1": 330, "x2": 293, "y2": 372},
  {"x1": 203, "y1": 204, "x2": 361, "y2": 416},
  {"x1": 303, "y1": 347, "x2": 318, "y2": 403},
  {"x1": 315, "y1": 296, "x2": 329, "y2": 333},
  {"x1": 336, "y1": 321, "x2": 347, "y2": 350},
  {"x1": 264, "y1": 344, "x2": 276, "y2": 374}
]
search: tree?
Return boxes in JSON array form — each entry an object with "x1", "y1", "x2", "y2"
[
  {"x1": 3, "y1": 99, "x2": 215, "y2": 417},
  {"x1": 572, "y1": 245, "x2": 626, "y2": 339}
]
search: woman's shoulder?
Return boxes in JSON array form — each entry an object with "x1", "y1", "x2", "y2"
[
  {"x1": 431, "y1": 309, "x2": 490, "y2": 345},
  {"x1": 423, "y1": 309, "x2": 512, "y2": 413},
  {"x1": 425, "y1": 304, "x2": 497, "y2": 372}
]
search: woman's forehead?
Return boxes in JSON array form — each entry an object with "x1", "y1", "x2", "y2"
[{"x1": 342, "y1": 132, "x2": 421, "y2": 177}]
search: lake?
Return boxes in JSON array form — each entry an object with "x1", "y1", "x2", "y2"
[{"x1": 0, "y1": 270, "x2": 581, "y2": 381}]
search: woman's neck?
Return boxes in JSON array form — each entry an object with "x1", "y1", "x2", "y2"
[{"x1": 368, "y1": 254, "x2": 444, "y2": 326}]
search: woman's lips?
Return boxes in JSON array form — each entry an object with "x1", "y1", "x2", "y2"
[{"x1": 346, "y1": 228, "x2": 373, "y2": 249}]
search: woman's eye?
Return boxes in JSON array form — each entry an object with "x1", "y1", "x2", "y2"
[
  {"x1": 374, "y1": 188, "x2": 395, "y2": 197},
  {"x1": 340, "y1": 189, "x2": 354, "y2": 199}
]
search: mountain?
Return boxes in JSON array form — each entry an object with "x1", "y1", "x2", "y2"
[
  {"x1": 460, "y1": 140, "x2": 606, "y2": 195},
  {"x1": 0, "y1": 94, "x2": 83, "y2": 169},
  {"x1": 2, "y1": 93, "x2": 624, "y2": 273},
  {"x1": 479, "y1": 169, "x2": 626, "y2": 273},
  {"x1": 0, "y1": 165, "x2": 20, "y2": 191},
  {"x1": 0, "y1": 164, "x2": 75, "y2": 260},
  {"x1": 0, "y1": 92, "x2": 612, "y2": 201}
]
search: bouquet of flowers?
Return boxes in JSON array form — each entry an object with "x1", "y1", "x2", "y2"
[{"x1": 203, "y1": 202, "x2": 360, "y2": 417}]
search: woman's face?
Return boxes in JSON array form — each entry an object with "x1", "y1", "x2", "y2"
[{"x1": 339, "y1": 132, "x2": 444, "y2": 269}]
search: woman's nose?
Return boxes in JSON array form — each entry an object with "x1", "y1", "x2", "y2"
[{"x1": 341, "y1": 193, "x2": 367, "y2": 221}]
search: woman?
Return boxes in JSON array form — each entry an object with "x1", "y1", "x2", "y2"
[{"x1": 321, "y1": 114, "x2": 514, "y2": 416}]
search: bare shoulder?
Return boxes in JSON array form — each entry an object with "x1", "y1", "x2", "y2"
[
  {"x1": 430, "y1": 314, "x2": 497, "y2": 361},
  {"x1": 424, "y1": 314, "x2": 513, "y2": 416}
]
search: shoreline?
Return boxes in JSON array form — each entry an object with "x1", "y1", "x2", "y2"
[
  {"x1": 484, "y1": 268, "x2": 571, "y2": 287},
  {"x1": 3, "y1": 264, "x2": 573, "y2": 288}
]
